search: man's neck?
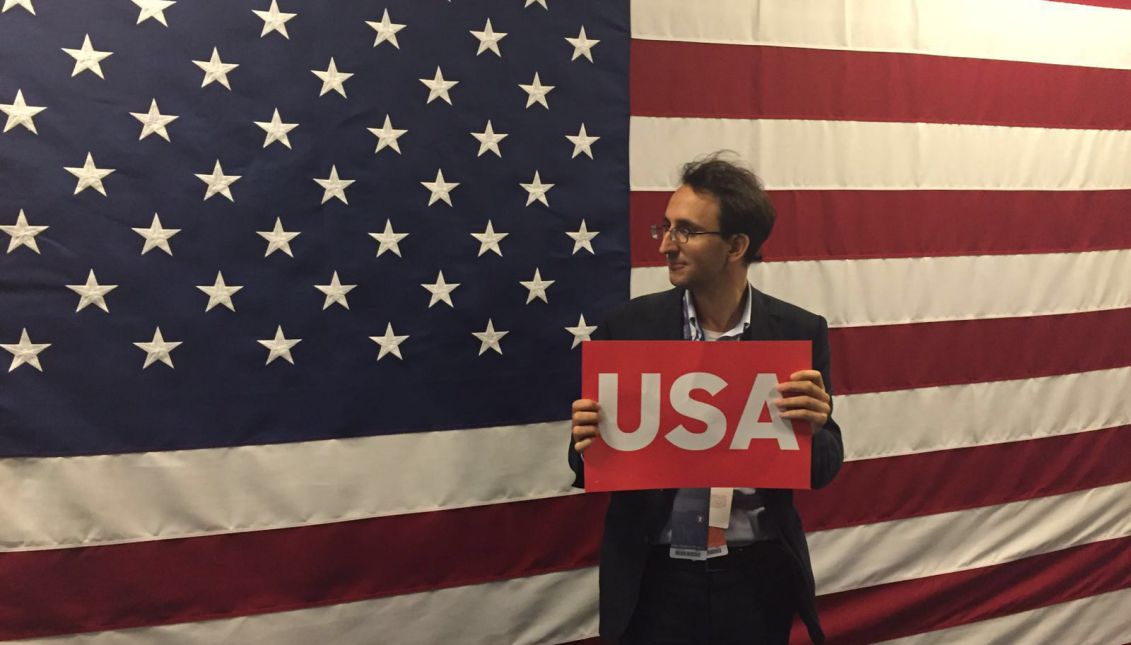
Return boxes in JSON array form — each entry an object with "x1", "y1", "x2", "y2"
[{"x1": 690, "y1": 274, "x2": 748, "y2": 332}]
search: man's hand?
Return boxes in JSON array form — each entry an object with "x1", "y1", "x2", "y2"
[
  {"x1": 775, "y1": 370, "x2": 830, "y2": 432},
  {"x1": 571, "y1": 399, "x2": 600, "y2": 454}
]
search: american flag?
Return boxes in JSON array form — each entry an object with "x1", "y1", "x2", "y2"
[{"x1": 1, "y1": 1, "x2": 1129, "y2": 644}]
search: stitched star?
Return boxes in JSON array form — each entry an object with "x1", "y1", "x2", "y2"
[
  {"x1": 2, "y1": 210, "x2": 48, "y2": 254},
  {"x1": 254, "y1": 108, "x2": 298, "y2": 148},
  {"x1": 314, "y1": 271, "x2": 357, "y2": 310},
  {"x1": 195, "y1": 160, "x2": 240, "y2": 201},
  {"x1": 566, "y1": 219, "x2": 600, "y2": 254},
  {"x1": 421, "y1": 169, "x2": 458, "y2": 207},
  {"x1": 66, "y1": 269, "x2": 118, "y2": 312},
  {"x1": 130, "y1": 99, "x2": 178, "y2": 141},
  {"x1": 369, "y1": 220, "x2": 408, "y2": 258},
  {"x1": 62, "y1": 34, "x2": 113, "y2": 79},
  {"x1": 192, "y1": 47, "x2": 238, "y2": 89},
  {"x1": 132, "y1": 213, "x2": 180, "y2": 255},
  {"x1": 366, "y1": 9, "x2": 405, "y2": 48},
  {"x1": 472, "y1": 319, "x2": 508, "y2": 356},
  {"x1": 65, "y1": 153, "x2": 115, "y2": 196},
  {"x1": 367, "y1": 115, "x2": 406, "y2": 154},
  {"x1": 253, "y1": 0, "x2": 296, "y2": 39},
  {"x1": 566, "y1": 123, "x2": 600, "y2": 159},
  {"x1": 421, "y1": 270, "x2": 460, "y2": 308},
  {"x1": 519, "y1": 268, "x2": 554, "y2": 304},
  {"x1": 565, "y1": 314, "x2": 598, "y2": 349},
  {"x1": 471, "y1": 220, "x2": 508, "y2": 257},
  {"x1": 258, "y1": 326, "x2": 301, "y2": 365},
  {"x1": 471, "y1": 120, "x2": 508, "y2": 158},
  {"x1": 1, "y1": 90, "x2": 46, "y2": 134},
  {"x1": 524, "y1": 0, "x2": 548, "y2": 9},
  {"x1": 197, "y1": 271, "x2": 243, "y2": 312},
  {"x1": 518, "y1": 72, "x2": 553, "y2": 109},
  {"x1": 565, "y1": 26, "x2": 600, "y2": 62},
  {"x1": 420, "y1": 66, "x2": 458, "y2": 105},
  {"x1": 132, "y1": 0, "x2": 176, "y2": 26},
  {"x1": 2, "y1": 329, "x2": 50, "y2": 372},
  {"x1": 312, "y1": 57, "x2": 353, "y2": 98},
  {"x1": 1, "y1": 0, "x2": 36, "y2": 15},
  {"x1": 134, "y1": 327, "x2": 182, "y2": 369},
  {"x1": 314, "y1": 165, "x2": 354, "y2": 204},
  {"x1": 370, "y1": 323, "x2": 409, "y2": 361},
  {"x1": 520, "y1": 170, "x2": 553, "y2": 207},
  {"x1": 258, "y1": 217, "x2": 300, "y2": 257},
  {"x1": 470, "y1": 18, "x2": 507, "y2": 57}
]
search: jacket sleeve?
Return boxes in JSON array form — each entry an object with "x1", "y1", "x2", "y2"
[{"x1": 810, "y1": 315, "x2": 844, "y2": 489}]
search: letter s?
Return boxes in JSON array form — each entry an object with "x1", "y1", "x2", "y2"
[{"x1": 665, "y1": 372, "x2": 727, "y2": 451}]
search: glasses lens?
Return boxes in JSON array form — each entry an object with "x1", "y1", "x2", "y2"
[{"x1": 650, "y1": 224, "x2": 668, "y2": 240}]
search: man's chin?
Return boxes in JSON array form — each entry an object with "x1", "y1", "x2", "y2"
[{"x1": 667, "y1": 267, "x2": 689, "y2": 288}]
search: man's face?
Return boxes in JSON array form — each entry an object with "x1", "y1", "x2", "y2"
[{"x1": 660, "y1": 184, "x2": 731, "y2": 290}]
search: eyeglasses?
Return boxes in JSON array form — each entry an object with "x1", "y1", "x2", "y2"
[{"x1": 649, "y1": 224, "x2": 726, "y2": 244}]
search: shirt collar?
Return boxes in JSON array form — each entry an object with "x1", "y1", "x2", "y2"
[{"x1": 683, "y1": 284, "x2": 753, "y2": 341}]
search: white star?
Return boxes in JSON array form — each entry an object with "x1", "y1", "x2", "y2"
[
  {"x1": 566, "y1": 123, "x2": 600, "y2": 159},
  {"x1": 314, "y1": 165, "x2": 354, "y2": 204},
  {"x1": 195, "y1": 160, "x2": 240, "y2": 201},
  {"x1": 132, "y1": 213, "x2": 180, "y2": 256},
  {"x1": 258, "y1": 325, "x2": 301, "y2": 365},
  {"x1": 1, "y1": 90, "x2": 46, "y2": 134},
  {"x1": 518, "y1": 72, "x2": 554, "y2": 109},
  {"x1": 314, "y1": 271, "x2": 357, "y2": 310},
  {"x1": 471, "y1": 220, "x2": 508, "y2": 257},
  {"x1": 312, "y1": 57, "x2": 353, "y2": 98},
  {"x1": 367, "y1": 115, "x2": 406, "y2": 154},
  {"x1": 192, "y1": 47, "x2": 238, "y2": 90},
  {"x1": 253, "y1": 0, "x2": 295, "y2": 39},
  {"x1": 421, "y1": 270, "x2": 460, "y2": 308},
  {"x1": 524, "y1": 0, "x2": 548, "y2": 9},
  {"x1": 132, "y1": 0, "x2": 175, "y2": 26},
  {"x1": 472, "y1": 319, "x2": 508, "y2": 356},
  {"x1": 2, "y1": 329, "x2": 50, "y2": 372},
  {"x1": 255, "y1": 108, "x2": 298, "y2": 149},
  {"x1": 567, "y1": 219, "x2": 600, "y2": 254},
  {"x1": 134, "y1": 327, "x2": 182, "y2": 369},
  {"x1": 520, "y1": 170, "x2": 554, "y2": 207},
  {"x1": 520, "y1": 268, "x2": 554, "y2": 304},
  {"x1": 258, "y1": 217, "x2": 300, "y2": 257},
  {"x1": 62, "y1": 34, "x2": 113, "y2": 79},
  {"x1": 421, "y1": 169, "x2": 458, "y2": 207},
  {"x1": 471, "y1": 120, "x2": 508, "y2": 158},
  {"x1": 65, "y1": 153, "x2": 115, "y2": 196},
  {"x1": 196, "y1": 271, "x2": 243, "y2": 312},
  {"x1": 565, "y1": 26, "x2": 600, "y2": 62},
  {"x1": 420, "y1": 66, "x2": 458, "y2": 105},
  {"x1": 66, "y1": 269, "x2": 118, "y2": 313},
  {"x1": 470, "y1": 18, "x2": 507, "y2": 57},
  {"x1": 2, "y1": 210, "x2": 48, "y2": 254},
  {"x1": 366, "y1": 8, "x2": 405, "y2": 48},
  {"x1": 130, "y1": 99, "x2": 178, "y2": 141},
  {"x1": 370, "y1": 323, "x2": 409, "y2": 361},
  {"x1": 565, "y1": 314, "x2": 598, "y2": 349},
  {"x1": 369, "y1": 220, "x2": 408, "y2": 257},
  {"x1": 2, "y1": 0, "x2": 35, "y2": 15}
]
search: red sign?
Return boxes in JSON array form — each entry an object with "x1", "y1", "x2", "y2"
[{"x1": 581, "y1": 340, "x2": 812, "y2": 492}]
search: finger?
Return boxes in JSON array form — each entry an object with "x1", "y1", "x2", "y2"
[
  {"x1": 572, "y1": 411, "x2": 600, "y2": 425},
  {"x1": 572, "y1": 399, "x2": 600, "y2": 413},
  {"x1": 775, "y1": 381, "x2": 829, "y2": 402},
  {"x1": 572, "y1": 425, "x2": 598, "y2": 440},
  {"x1": 778, "y1": 409, "x2": 828, "y2": 426},
  {"x1": 574, "y1": 438, "x2": 593, "y2": 453},
  {"x1": 789, "y1": 370, "x2": 825, "y2": 391},
  {"x1": 774, "y1": 396, "x2": 831, "y2": 415}
]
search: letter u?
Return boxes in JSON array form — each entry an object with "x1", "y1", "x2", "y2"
[{"x1": 598, "y1": 373, "x2": 661, "y2": 451}]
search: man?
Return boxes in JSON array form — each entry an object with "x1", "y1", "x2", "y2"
[{"x1": 569, "y1": 153, "x2": 843, "y2": 644}]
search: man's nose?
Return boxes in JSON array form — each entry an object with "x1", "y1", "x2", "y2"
[{"x1": 658, "y1": 230, "x2": 678, "y2": 255}]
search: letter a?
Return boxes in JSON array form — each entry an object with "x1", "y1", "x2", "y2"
[
  {"x1": 730, "y1": 373, "x2": 800, "y2": 451},
  {"x1": 598, "y1": 373, "x2": 661, "y2": 451}
]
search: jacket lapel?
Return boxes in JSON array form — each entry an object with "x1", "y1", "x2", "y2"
[{"x1": 743, "y1": 286, "x2": 783, "y2": 341}]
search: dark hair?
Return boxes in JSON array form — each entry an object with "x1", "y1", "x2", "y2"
[{"x1": 679, "y1": 151, "x2": 775, "y2": 263}]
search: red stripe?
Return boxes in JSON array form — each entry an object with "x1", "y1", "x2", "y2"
[
  {"x1": 631, "y1": 39, "x2": 1131, "y2": 129},
  {"x1": 789, "y1": 536, "x2": 1131, "y2": 644},
  {"x1": 1049, "y1": 0, "x2": 1131, "y2": 8},
  {"x1": 796, "y1": 425, "x2": 1131, "y2": 532},
  {"x1": 829, "y1": 308, "x2": 1131, "y2": 395},
  {"x1": 629, "y1": 190, "x2": 1131, "y2": 266},
  {"x1": 0, "y1": 493, "x2": 608, "y2": 640}
]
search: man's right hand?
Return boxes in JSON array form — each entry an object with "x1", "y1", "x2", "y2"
[{"x1": 571, "y1": 399, "x2": 600, "y2": 454}]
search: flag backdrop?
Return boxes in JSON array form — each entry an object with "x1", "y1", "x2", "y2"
[{"x1": 2, "y1": 0, "x2": 1130, "y2": 643}]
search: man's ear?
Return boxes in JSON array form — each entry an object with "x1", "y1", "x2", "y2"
[{"x1": 729, "y1": 234, "x2": 750, "y2": 261}]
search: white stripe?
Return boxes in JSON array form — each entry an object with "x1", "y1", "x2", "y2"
[
  {"x1": 9, "y1": 567, "x2": 599, "y2": 645},
  {"x1": 809, "y1": 482, "x2": 1131, "y2": 594},
  {"x1": 630, "y1": 117, "x2": 1131, "y2": 191},
  {"x1": 631, "y1": 252, "x2": 1131, "y2": 328},
  {"x1": 876, "y1": 587, "x2": 1131, "y2": 645},
  {"x1": 0, "y1": 422, "x2": 577, "y2": 551},
  {"x1": 837, "y1": 367, "x2": 1131, "y2": 461},
  {"x1": 632, "y1": 0, "x2": 1131, "y2": 70},
  {"x1": 6, "y1": 367, "x2": 1128, "y2": 550}
]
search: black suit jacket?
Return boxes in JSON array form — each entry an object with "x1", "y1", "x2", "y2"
[{"x1": 568, "y1": 287, "x2": 844, "y2": 644}]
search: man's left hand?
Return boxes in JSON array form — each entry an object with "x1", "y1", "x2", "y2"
[{"x1": 774, "y1": 370, "x2": 830, "y2": 432}]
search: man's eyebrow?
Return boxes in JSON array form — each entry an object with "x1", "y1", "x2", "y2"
[{"x1": 666, "y1": 217, "x2": 694, "y2": 227}]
